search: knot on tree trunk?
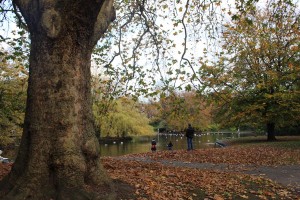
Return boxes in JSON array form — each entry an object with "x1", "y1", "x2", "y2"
[{"x1": 41, "y1": 9, "x2": 62, "y2": 38}]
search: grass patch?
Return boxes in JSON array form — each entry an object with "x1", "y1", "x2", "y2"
[{"x1": 225, "y1": 136, "x2": 300, "y2": 149}]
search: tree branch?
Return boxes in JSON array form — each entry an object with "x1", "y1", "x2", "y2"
[{"x1": 92, "y1": 0, "x2": 116, "y2": 46}]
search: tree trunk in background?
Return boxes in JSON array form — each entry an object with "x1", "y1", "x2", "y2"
[
  {"x1": 0, "y1": 0, "x2": 115, "y2": 199},
  {"x1": 267, "y1": 122, "x2": 276, "y2": 141}
]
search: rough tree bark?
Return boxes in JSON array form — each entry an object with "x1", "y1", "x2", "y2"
[{"x1": 0, "y1": 0, "x2": 116, "y2": 199}]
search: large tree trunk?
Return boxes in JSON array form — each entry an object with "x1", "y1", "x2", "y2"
[
  {"x1": 0, "y1": 0, "x2": 115, "y2": 199},
  {"x1": 267, "y1": 122, "x2": 276, "y2": 141}
]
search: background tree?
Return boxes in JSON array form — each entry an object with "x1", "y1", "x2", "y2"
[
  {"x1": 0, "y1": 49, "x2": 27, "y2": 146},
  {"x1": 200, "y1": 0, "x2": 300, "y2": 140},
  {"x1": 91, "y1": 75, "x2": 119, "y2": 139},
  {"x1": 144, "y1": 91, "x2": 213, "y2": 132},
  {"x1": 97, "y1": 97, "x2": 154, "y2": 138},
  {"x1": 0, "y1": 26, "x2": 29, "y2": 147}
]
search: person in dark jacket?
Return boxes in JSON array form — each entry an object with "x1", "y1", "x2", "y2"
[{"x1": 185, "y1": 123, "x2": 195, "y2": 151}]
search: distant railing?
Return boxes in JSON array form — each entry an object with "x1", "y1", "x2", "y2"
[{"x1": 158, "y1": 131, "x2": 259, "y2": 135}]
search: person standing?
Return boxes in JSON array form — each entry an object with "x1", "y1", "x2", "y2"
[{"x1": 185, "y1": 123, "x2": 195, "y2": 151}]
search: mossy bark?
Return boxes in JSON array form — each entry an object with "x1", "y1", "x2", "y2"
[{"x1": 0, "y1": 0, "x2": 115, "y2": 199}]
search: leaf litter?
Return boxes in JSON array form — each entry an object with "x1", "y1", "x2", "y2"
[
  {"x1": 0, "y1": 145, "x2": 299, "y2": 199},
  {"x1": 102, "y1": 146, "x2": 300, "y2": 199}
]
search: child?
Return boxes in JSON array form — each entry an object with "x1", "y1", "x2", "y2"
[
  {"x1": 151, "y1": 138, "x2": 157, "y2": 152},
  {"x1": 167, "y1": 141, "x2": 173, "y2": 150}
]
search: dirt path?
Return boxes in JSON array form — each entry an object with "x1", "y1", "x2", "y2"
[
  {"x1": 116, "y1": 156, "x2": 300, "y2": 194},
  {"x1": 246, "y1": 165, "x2": 300, "y2": 191}
]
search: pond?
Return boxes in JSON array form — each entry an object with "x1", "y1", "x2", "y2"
[
  {"x1": 100, "y1": 132, "x2": 255, "y2": 157},
  {"x1": 1, "y1": 132, "x2": 258, "y2": 160}
]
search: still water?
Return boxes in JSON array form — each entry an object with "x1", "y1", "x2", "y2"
[
  {"x1": 100, "y1": 132, "x2": 244, "y2": 157},
  {"x1": 2, "y1": 132, "x2": 254, "y2": 159}
]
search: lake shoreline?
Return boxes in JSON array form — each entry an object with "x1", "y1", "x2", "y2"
[{"x1": 98, "y1": 136, "x2": 133, "y2": 144}]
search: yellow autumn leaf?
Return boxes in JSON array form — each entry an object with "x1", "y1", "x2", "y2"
[
  {"x1": 214, "y1": 194, "x2": 224, "y2": 200},
  {"x1": 239, "y1": 194, "x2": 249, "y2": 199}
]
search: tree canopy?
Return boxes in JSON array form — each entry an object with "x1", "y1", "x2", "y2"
[
  {"x1": 0, "y1": 0, "x2": 299, "y2": 140},
  {"x1": 0, "y1": 0, "x2": 299, "y2": 141},
  {"x1": 200, "y1": 0, "x2": 300, "y2": 139}
]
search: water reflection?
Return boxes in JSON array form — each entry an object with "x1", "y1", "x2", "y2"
[
  {"x1": 2, "y1": 132, "x2": 258, "y2": 159},
  {"x1": 100, "y1": 132, "x2": 245, "y2": 157}
]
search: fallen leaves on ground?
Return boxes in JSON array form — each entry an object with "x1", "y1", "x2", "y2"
[
  {"x1": 121, "y1": 145, "x2": 300, "y2": 166},
  {"x1": 102, "y1": 145, "x2": 300, "y2": 199},
  {"x1": 101, "y1": 157, "x2": 299, "y2": 200},
  {"x1": 0, "y1": 163, "x2": 12, "y2": 180}
]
